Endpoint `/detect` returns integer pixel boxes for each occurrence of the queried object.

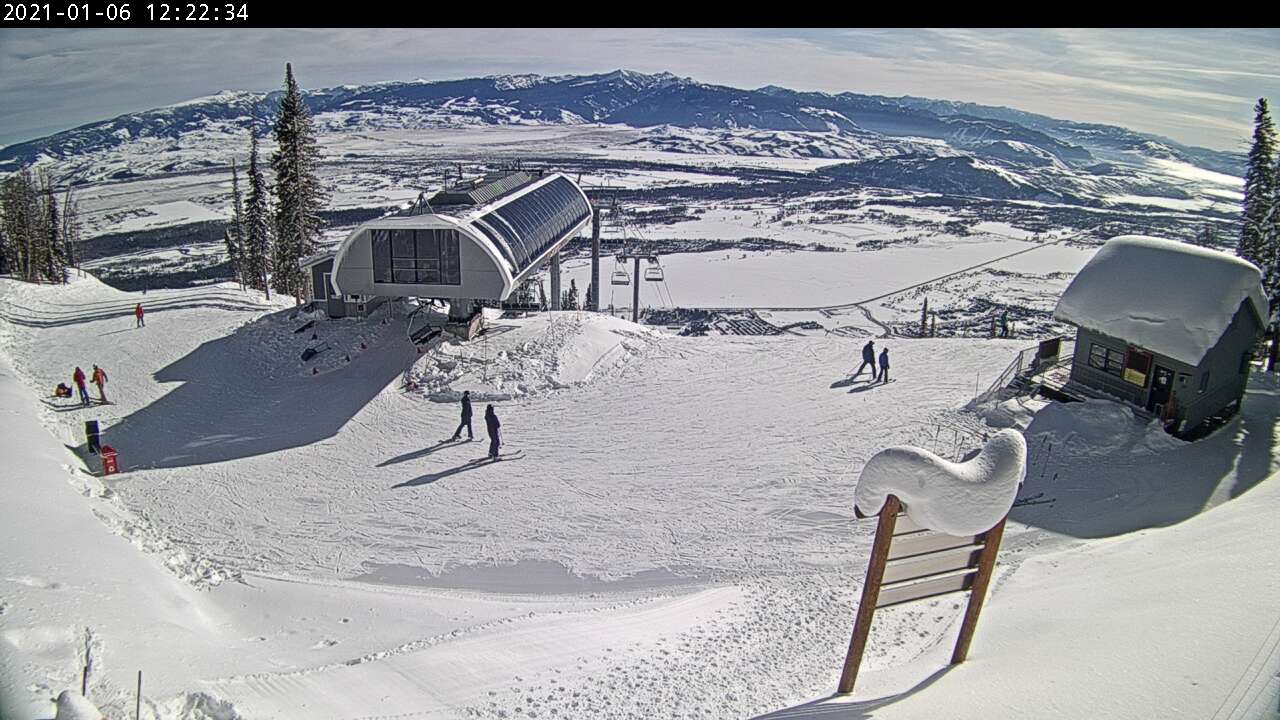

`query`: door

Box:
[323,272,345,317]
[1146,366,1174,413]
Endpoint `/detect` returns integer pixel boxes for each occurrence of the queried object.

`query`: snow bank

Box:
[1053,236,1267,366]
[413,313,662,401]
[1025,399,1184,456]
[854,429,1026,535]
[54,691,102,720]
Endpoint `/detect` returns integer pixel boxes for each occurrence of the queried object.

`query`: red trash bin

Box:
[101,445,119,476]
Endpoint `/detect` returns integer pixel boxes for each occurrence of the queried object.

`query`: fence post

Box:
[136,670,143,720]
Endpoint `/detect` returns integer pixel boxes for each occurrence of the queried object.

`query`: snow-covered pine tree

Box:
[271,63,327,302]
[920,297,929,336]
[244,132,272,300]
[1239,99,1276,273]
[585,281,594,311]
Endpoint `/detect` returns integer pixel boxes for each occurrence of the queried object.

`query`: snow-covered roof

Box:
[1053,236,1267,366]
[298,249,336,270]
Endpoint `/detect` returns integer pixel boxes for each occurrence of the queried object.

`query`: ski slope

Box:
[2,273,1278,720]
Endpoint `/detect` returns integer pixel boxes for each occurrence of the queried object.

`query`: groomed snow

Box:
[853,430,1026,535]
[1054,235,1268,366]
[3,268,1279,720]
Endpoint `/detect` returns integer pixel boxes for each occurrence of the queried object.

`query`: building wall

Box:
[1068,299,1264,431]
[333,227,507,300]
[1178,300,1264,430]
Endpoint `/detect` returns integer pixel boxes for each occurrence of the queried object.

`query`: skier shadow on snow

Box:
[1010,377,1279,540]
[392,458,496,488]
[830,376,870,389]
[377,439,469,467]
[80,307,420,470]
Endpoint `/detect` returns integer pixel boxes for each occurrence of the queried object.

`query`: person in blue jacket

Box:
[877,347,890,383]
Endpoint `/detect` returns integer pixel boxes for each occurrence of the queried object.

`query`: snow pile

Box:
[975,396,1048,430]
[54,691,102,720]
[412,313,662,401]
[1054,236,1267,366]
[854,429,1026,535]
[1025,399,1184,456]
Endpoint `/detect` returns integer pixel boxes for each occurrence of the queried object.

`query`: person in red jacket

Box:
[72,366,90,406]
[91,364,108,403]
[134,303,145,327]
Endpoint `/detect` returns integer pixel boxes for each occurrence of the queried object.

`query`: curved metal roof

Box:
[331,173,591,297]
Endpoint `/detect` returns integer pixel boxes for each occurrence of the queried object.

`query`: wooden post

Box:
[136,670,143,720]
[837,495,900,694]
[81,665,88,696]
[951,515,1008,664]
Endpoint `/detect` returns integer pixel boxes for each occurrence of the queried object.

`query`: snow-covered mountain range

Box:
[1,70,1243,192]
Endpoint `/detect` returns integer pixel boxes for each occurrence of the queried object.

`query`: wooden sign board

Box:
[836,495,1007,695]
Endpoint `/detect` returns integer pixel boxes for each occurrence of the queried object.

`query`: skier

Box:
[450,390,474,441]
[877,347,891,383]
[852,340,877,379]
[485,404,502,459]
[72,366,90,406]
[134,303,145,328]
[91,364,108,403]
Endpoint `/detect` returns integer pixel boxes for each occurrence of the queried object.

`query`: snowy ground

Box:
[2,271,1278,720]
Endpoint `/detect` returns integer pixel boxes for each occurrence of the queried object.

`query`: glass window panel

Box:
[416,258,439,270]
[417,269,441,284]
[416,230,440,258]
[372,229,392,283]
[392,257,415,268]
[391,230,415,258]
[392,268,417,283]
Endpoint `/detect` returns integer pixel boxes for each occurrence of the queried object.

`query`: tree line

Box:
[223,62,328,303]
[0,168,83,284]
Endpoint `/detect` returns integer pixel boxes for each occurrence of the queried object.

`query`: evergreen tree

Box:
[244,132,273,299]
[1,170,41,282]
[920,297,929,336]
[563,279,580,310]
[61,187,81,273]
[1239,98,1277,271]
[271,63,327,301]
[585,281,594,311]
[44,180,66,283]
[225,159,246,289]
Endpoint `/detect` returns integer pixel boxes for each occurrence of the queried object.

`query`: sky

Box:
[0,28,1277,151]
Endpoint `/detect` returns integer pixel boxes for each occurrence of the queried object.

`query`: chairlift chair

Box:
[643,259,664,282]
[611,255,631,285]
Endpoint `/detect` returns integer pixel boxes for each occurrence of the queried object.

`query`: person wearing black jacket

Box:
[853,340,877,379]
[485,405,501,459]
[450,391,473,441]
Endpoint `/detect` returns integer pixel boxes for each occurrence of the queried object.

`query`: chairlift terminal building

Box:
[327,171,591,312]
